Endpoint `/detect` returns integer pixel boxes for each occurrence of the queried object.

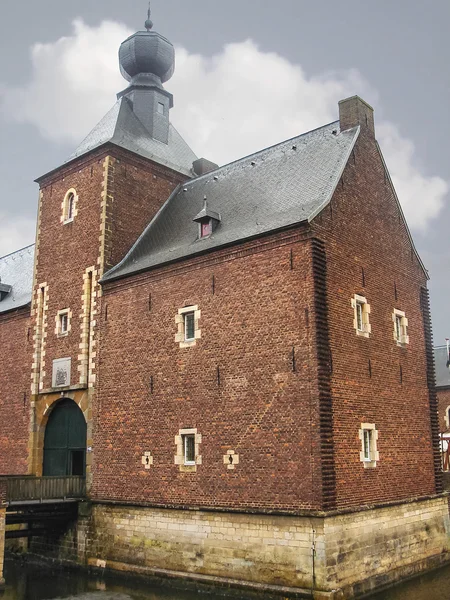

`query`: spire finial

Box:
[145,2,153,31]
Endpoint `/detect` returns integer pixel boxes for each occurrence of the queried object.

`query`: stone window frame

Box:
[61,188,79,225]
[359,423,379,469]
[351,294,371,338]
[174,428,202,473]
[55,308,72,337]
[175,305,201,348]
[392,308,409,346]
[445,406,450,429]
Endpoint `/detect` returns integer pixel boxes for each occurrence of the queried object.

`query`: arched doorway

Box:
[43,399,87,476]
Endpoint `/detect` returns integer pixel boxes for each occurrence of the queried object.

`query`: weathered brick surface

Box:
[94,231,325,510]
[437,388,450,433]
[311,120,437,508]
[0,308,31,474]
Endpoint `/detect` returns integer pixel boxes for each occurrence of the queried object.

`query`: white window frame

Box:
[175,428,202,472]
[175,305,201,348]
[157,101,165,115]
[359,423,379,468]
[184,311,195,342]
[351,294,371,338]
[61,188,78,224]
[392,309,409,345]
[55,308,71,337]
[183,434,196,465]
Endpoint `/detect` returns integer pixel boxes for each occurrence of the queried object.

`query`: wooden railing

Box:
[1,476,86,503]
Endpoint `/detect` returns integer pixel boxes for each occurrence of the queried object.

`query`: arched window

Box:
[62,189,78,224]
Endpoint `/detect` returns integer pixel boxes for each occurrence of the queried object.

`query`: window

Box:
[55,309,71,337]
[392,309,409,345]
[351,294,371,338]
[356,301,364,332]
[201,220,212,238]
[359,423,379,468]
[175,428,202,472]
[61,188,78,224]
[60,312,69,334]
[157,102,165,115]
[175,305,201,348]
[363,429,372,461]
[184,311,195,341]
[67,193,75,221]
[183,434,196,465]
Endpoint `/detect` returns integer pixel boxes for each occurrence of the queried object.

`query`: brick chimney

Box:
[339,96,375,137]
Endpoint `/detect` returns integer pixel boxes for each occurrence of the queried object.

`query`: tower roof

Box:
[63,9,196,175]
[66,96,197,176]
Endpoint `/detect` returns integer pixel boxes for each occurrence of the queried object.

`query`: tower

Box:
[28,13,197,481]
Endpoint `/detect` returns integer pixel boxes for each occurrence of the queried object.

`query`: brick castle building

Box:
[0,14,448,600]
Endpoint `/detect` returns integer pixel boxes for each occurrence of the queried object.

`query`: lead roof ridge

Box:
[0,243,35,262]
[186,120,343,187]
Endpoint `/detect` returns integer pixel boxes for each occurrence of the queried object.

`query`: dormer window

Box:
[201,220,212,238]
[193,198,221,240]
[0,281,12,302]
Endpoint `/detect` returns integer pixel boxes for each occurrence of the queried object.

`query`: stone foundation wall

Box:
[83,496,449,598]
[324,496,450,597]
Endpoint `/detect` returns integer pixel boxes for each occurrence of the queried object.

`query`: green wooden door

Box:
[43,399,87,476]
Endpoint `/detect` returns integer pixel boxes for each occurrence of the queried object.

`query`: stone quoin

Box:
[0,9,448,600]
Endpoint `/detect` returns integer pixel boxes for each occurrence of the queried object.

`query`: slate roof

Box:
[66,96,197,176]
[0,244,34,314]
[103,121,359,281]
[434,346,450,388]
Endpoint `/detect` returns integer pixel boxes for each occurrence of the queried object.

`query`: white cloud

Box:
[0,19,447,242]
[0,213,36,257]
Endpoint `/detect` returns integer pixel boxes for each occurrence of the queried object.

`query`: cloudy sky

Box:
[0,0,449,339]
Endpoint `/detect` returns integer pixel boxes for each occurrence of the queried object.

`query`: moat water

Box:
[2,558,450,600]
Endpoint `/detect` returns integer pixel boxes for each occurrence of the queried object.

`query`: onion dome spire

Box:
[117,4,175,144]
[145,2,153,31]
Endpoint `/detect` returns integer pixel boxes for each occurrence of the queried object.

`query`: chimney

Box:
[339,96,375,136]
[193,158,219,177]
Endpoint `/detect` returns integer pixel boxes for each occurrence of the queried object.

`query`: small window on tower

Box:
[157,102,165,115]
[67,193,75,221]
[61,189,78,224]
[56,309,70,337]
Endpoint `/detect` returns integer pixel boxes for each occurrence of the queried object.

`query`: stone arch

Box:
[32,390,90,476]
[43,398,87,476]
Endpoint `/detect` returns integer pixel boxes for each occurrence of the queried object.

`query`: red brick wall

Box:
[312,124,436,508]
[36,153,107,390]
[0,309,31,474]
[437,388,450,433]
[104,149,188,271]
[94,231,326,511]
[35,146,186,391]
